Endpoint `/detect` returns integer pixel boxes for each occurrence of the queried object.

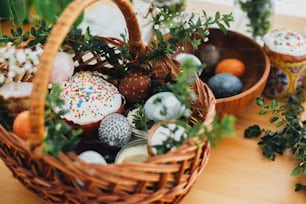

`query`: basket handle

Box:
[29,0,145,145]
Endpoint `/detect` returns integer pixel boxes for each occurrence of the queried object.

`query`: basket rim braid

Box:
[0,0,216,203]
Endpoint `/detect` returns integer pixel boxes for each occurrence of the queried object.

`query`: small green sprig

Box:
[146,10,234,62]
[153,115,236,155]
[0,20,52,46]
[43,84,82,157]
[168,58,202,108]
[132,104,155,131]
[238,0,273,38]
[244,85,306,191]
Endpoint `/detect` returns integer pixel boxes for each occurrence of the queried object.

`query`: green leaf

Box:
[270,116,279,123]
[256,97,265,106]
[34,0,58,24]
[215,11,220,20]
[244,125,262,138]
[291,166,301,176]
[303,166,306,175]
[276,120,285,127]
[8,0,27,26]
[270,99,279,109]
[259,108,268,115]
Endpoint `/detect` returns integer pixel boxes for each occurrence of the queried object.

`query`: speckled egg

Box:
[79,150,107,164]
[207,73,243,99]
[98,113,132,148]
[144,92,187,122]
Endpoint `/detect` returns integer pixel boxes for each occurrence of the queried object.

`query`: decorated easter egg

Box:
[98,113,132,148]
[79,150,107,164]
[119,72,152,103]
[208,73,243,99]
[144,92,187,122]
[148,123,187,155]
[50,52,75,83]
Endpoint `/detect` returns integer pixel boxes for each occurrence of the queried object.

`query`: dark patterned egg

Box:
[98,113,132,148]
[196,44,220,76]
[207,73,243,99]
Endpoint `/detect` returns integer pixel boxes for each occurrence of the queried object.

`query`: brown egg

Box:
[119,72,152,103]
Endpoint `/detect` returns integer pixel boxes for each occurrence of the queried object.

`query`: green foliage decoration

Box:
[244,86,306,191]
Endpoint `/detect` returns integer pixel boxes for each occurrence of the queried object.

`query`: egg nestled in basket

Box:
[118,71,152,103]
[98,113,132,148]
[144,91,189,122]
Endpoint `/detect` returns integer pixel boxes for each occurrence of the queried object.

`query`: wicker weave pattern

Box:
[0,0,215,203]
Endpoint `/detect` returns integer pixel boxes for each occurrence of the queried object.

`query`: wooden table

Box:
[0,1,306,203]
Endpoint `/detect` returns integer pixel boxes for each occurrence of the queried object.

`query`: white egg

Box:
[50,52,75,83]
[77,150,107,187]
[79,150,107,164]
[144,92,187,122]
[175,53,203,75]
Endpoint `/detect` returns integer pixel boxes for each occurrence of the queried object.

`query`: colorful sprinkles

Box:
[60,71,122,125]
[263,29,306,56]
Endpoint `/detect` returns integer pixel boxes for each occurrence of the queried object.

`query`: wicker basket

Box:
[0,0,216,203]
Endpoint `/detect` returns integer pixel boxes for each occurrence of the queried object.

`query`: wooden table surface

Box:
[0,1,306,203]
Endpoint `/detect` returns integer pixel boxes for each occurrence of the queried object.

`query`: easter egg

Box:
[50,52,75,83]
[175,53,203,75]
[98,113,132,148]
[215,58,246,78]
[148,123,187,155]
[119,72,152,103]
[196,44,220,75]
[144,92,188,122]
[79,150,107,164]
[13,110,30,140]
[208,73,243,99]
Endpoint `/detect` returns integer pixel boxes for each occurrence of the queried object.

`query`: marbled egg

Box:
[98,113,132,148]
[144,92,187,122]
[148,123,187,155]
[207,73,243,99]
[79,150,107,164]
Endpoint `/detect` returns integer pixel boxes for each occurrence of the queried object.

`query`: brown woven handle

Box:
[29,0,145,144]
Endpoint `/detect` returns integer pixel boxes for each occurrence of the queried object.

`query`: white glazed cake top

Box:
[263,29,306,56]
[60,71,122,125]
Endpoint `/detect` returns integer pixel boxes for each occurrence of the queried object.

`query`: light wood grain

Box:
[0,1,305,204]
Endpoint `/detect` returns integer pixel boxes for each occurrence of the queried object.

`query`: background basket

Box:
[0,0,216,203]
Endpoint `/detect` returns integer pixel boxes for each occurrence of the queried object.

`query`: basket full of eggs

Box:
[0,0,225,203]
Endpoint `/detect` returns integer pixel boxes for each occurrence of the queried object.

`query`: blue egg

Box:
[208,73,243,99]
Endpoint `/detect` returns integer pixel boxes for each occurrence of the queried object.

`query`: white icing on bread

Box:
[60,71,122,125]
[263,29,306,57]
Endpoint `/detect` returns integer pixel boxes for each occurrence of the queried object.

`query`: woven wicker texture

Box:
[0,0,215,203]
